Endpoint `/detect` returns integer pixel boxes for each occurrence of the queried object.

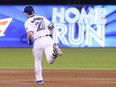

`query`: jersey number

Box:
[36,21,45,31]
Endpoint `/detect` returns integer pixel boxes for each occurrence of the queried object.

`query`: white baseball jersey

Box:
[24,15,52,39]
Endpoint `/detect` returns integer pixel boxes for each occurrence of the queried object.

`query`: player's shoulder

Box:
[34,15,46,19]
[24,18,32,27]
[24,19,30,25]
[24,16,35,25]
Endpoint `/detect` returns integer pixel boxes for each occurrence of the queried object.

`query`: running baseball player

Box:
[23,5,62,84]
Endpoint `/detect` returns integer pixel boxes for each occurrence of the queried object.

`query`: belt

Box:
[34,34,50,40]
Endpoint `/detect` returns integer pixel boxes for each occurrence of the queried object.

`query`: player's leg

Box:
[32,48,44,83]
[44,44,63,64]
[44,45,56,64]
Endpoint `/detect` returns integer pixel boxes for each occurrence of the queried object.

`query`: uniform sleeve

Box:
[43,17,54,30]
[24,22,33,33]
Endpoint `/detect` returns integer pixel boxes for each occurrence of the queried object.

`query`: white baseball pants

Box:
[32,36,55,81]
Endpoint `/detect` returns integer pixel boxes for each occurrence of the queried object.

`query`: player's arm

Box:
[25,22,33,45]
[27,31,33,45]
[27,31,33,40]
[48,23,54,37]
[50,29,53,35]
[43,17,54,37]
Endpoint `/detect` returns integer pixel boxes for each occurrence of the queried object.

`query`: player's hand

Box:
[28,39,33,46]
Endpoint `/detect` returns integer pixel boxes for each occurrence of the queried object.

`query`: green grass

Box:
[0,48,116,70]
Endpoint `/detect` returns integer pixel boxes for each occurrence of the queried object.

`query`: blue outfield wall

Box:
[0,5,116,48]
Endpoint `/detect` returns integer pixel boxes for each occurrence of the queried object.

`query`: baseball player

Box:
[23,5,62,84]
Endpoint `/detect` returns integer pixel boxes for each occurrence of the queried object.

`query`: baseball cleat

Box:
[52,51,58,59]
[53,44,63,56]
[35,80,44,85]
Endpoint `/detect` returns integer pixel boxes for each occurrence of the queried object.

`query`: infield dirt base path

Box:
[0,70,116,87]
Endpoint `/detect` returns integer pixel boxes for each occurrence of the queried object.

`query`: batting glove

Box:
[28,39,33,46]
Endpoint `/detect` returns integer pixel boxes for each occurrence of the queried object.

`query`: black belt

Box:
[35,34,50,40]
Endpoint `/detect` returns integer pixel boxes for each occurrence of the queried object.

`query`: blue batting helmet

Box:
[23,5,34,15]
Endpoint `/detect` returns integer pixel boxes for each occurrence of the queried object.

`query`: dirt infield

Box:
[0,70,116,87]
